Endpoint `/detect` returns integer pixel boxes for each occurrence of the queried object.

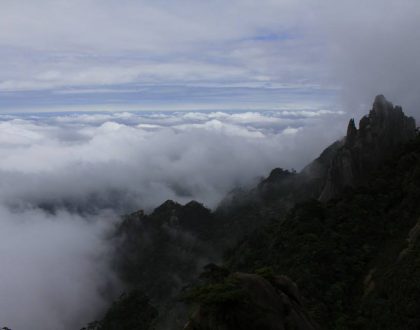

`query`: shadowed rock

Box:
[184,272,317,330]
[319,95,416,201]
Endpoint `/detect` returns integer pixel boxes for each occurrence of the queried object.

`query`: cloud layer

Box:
[0,110,345,211]
[0,207,118,330]
[0,109,345,329]
[0,0,324,94]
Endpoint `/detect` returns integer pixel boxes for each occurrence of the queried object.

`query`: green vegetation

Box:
[181,264,247,308]
[81,291,158,330]
[225,135,420,329]
[182,276,247,307]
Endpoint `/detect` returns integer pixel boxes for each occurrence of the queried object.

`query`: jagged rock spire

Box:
[373,94,389,112]
[346,118,358,146]
[319,95,416,201]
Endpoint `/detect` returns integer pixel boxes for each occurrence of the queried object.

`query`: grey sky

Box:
[0,0,417,116]
[1,1,419,117]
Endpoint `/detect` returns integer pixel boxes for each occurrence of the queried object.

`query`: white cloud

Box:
[0,0,302,52]
[0,0,328,102]
[0,206,119,330]
[0,110,345,212]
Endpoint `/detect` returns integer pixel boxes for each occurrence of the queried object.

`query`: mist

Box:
[0,206,119,330]
[318,0,420,119]
[0,109,344,329]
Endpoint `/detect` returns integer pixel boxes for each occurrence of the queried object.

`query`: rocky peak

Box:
[373,94,389,113]
[344,95,415,148]
[319,95,416,201]
[345,118,357,147]
[266,168,295,182]
[151,199,182,221]
[358,95,416,148]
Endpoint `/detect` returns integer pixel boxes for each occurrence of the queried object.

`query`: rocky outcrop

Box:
[214,96,417,246]
[184,272,317,330]
[221,96,416,209]
[319,95,416,201]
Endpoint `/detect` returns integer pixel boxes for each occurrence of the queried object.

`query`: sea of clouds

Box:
[0,109,345,329]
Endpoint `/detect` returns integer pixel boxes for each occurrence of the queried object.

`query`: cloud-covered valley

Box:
[0,109,345,212]
[0,109,344,329]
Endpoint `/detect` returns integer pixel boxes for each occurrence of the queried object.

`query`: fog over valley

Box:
[0,109,344,329]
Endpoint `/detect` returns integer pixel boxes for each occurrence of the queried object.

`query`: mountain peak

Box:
[346,118,357,146]
[319,95,416,201]
[373,94,390,112]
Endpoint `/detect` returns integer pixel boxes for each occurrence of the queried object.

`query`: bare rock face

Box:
[319,95,416,201]
[184,273,317,330]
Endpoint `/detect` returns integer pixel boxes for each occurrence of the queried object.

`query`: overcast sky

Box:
[0,0,419,116]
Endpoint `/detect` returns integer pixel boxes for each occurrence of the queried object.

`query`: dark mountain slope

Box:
[106,200,221,329]
[115,200,218,302]
[183,266,317,330]
[216,95,416,243]
[225,134,420,329]
[319,94,416,201]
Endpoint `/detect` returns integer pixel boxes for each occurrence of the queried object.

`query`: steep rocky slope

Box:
[225,133,420,329]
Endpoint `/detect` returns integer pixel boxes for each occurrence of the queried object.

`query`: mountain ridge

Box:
[88,95,419,329]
